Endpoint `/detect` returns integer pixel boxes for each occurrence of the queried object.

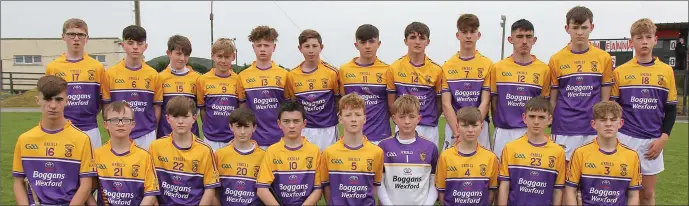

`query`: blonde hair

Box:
[212,38,236,55]
[63,18,88,34]
[456,106,481,124]
[630,18,657,37]
[338,93,365,115]
[391,94,420,115]
[593,101,623,120]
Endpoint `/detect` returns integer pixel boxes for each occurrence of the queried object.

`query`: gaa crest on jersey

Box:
[132,164,140,177]
[548,156,556,168]
[480,164,487,176]
[87,70,95,81]
[420,152,427,162]
[620,164,628,176]
[366,159,373,171]
[64,144,74,157]
[275,76,282,86]
[192,160,200,173]
[590,61,598,72]
[253,166,260,178]
[306,157,314,169]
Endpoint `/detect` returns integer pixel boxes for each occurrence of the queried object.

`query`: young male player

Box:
[238,25,289,149]
[13,75,97,205]
[549,6,614,162]
[286,29,340,150]
[564,101,641,205]
[215,107,265,205]
[611,18,678,205]
[102,25,162,150]
[441,14,493,150]
[94,101,159,205]
[198,38,243,151]
[377,95,439,205]
[149,96,220,205]
[497,96,566,205]
[489,19,551,158]
[158,35,201,138]
[389,22,444,147]
[46,18,105,148]
[320,93,384,206]
[436,107,499,206]
[256,101,323,205]
[338,24,394,145]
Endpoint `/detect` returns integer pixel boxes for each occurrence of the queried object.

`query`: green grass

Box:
[2,113,687,205]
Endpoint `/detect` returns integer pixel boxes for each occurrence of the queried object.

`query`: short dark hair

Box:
[37,75,67,100]
[167,35,192,56]
[524,96,552,115]
[355,24,379,41]
[457,14,480,32]
[456,107,482,125]
[104,101,134,120]
[248,25,279,42]
[278,100,306,120]
[166,96,197,117]
[229,107,257,127]
[566,6,593,25]
[511,19,535,33]
[122,25,147,42]
[299,29,322,45]
[404,21,430,39]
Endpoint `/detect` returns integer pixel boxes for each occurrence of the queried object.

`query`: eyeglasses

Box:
[105,118,134,125]
[64,32,88,39]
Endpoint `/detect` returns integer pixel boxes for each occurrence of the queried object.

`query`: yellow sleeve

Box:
[489,155,499,189]
[46,64,54,75]
[314,151,322,189]
[602,54,614,86]
[237,77,246,102]
[102,71,112,102]
[629,153,642,190]
[435,70,444,95]
[435,153,447,191]
[285,72,295,100]
[331,70,341,96]
[540,67,551,97]
[256,151,276,186]
[611,70,620,101]
[555,150,566,188]
[666,69,678,104]
[440,72,450,93]
[386,66,396,92]
[482,65,492,90]
[489,64,498,95]
[566,149,583,188]
[79,137,97,177]
[498,146,510,180]
[337,69,345,96]
[153,74,163,104]
[319,150,330,185]
[374,149,384,185]
[549,58,560,89]
[195,77,205,107]
[144,155,160,196]
[203,150,220,188]
[12,138,24,177]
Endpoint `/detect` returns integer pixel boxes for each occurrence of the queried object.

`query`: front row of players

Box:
[14,75,641,205]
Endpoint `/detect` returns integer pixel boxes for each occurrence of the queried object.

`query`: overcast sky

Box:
[2,1,687,67]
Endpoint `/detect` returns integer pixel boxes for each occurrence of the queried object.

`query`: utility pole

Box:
[500,15,507,60]
[134,0,141,26]
[210,1,215,68]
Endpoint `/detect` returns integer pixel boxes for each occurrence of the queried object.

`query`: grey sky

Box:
[2,1,687,68]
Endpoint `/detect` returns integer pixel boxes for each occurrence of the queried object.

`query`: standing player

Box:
[490,19,551,158]
[436,107,499,206]
[198,38,242,151]
[149,96,220,205]
[238,25,290,150]
[564,101,641,205]
[497,96,566,205]
[215,108,265,205]
[377,95,439,205]
[611,18,678,205]
[46,18,105,148]
[320,93,384,205]
[440,14,493,150]
[389,22,444,147]
[549,6,614,162]
[338,24,394,145]
[256,101,323,205]
[286,29,340,150]
[157,35,201,138]
[12,76,97,205]
[94,101,159,205]
[102,25,162,150]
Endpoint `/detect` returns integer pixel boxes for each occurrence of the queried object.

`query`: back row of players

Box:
[18,5,677,205]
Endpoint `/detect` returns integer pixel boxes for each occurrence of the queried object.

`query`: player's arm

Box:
[86,195,97,206]
[441,92,459,138]
[627,189,640,205]
[497,147,511,206]
[303,188,322,206]
[376,176,392,205]
[497,181,510,206]
[601,54,614,101]
[552,188,563,206]
[387,93,396,115]
[256,188,278,205]
[201,150,220,205]
[386,67,397,115]
[256,151,279,206]
[153,75,163,124]
[196,78,207,122]
[552,151,566,206]
[548,59,560,112]
[565,149,583,206]
[563,186,578,205]
[13,177,29,205]
[373,150,384,204]
[12,140,29,205]
[435,153,447,206]
[304,154,323,206]
[423,149,440,205]
[141,196,157,206]
[70,177,95,205]
[73,137,98,205]
[200,189,217,205]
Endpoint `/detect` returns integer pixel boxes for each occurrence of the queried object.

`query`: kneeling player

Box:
[565,101,641,205]
[320,93,384,206]
[94,101,159,205]
[436,107,499,206]
[149,96,220,205]
[497,96,566,205]
[215,108,266,205]
[377,95,439,205]
[256,101,323,205]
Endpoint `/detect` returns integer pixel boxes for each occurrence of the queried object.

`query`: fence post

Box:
[9,73,14,94]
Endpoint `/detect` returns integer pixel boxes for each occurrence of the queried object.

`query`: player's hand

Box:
[645,134,669,160]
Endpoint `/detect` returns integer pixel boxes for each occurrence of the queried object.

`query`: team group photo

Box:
[2,1,688,206]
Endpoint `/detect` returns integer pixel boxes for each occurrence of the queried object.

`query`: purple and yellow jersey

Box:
[549,44,614,136]
[45,53,105,131]
[12,121,97,205]
[440,51,493,121]
[286,61,340,129]
[256,137,322,205]
[102,60,163,139]
[94,141,160,206]
[338,58,394,141]
[489,56,551,129]
[215,140,265,206]
[237,61,290,146]
[435,144,499,206]
[319,137,384,206]
[611,57,678,139]
[389,55,444,127]
[377,133,439,204]
[499,135,566,205]
[149,134,220,205]
[566,139,642,206]
[157,67,201,138]
[197,69,243,143]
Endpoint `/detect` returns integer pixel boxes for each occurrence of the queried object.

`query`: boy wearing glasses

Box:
[46,18,106,148]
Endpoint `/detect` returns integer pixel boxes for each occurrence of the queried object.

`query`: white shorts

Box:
[552,134,597,161]
[492,127,528,160]
[133,130,156,151]
[617,132,664,175]
[83,128,102,148]
[204,138,230,152]
[442,121,490,151]
[394,125,440,147]
[303,126,339,151]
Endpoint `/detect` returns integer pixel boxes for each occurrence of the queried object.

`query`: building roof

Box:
[656,22,689,30]
[1,37,121,41]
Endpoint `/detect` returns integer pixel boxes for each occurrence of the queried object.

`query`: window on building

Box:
[89,55,106,64]
[13,55,42,65]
